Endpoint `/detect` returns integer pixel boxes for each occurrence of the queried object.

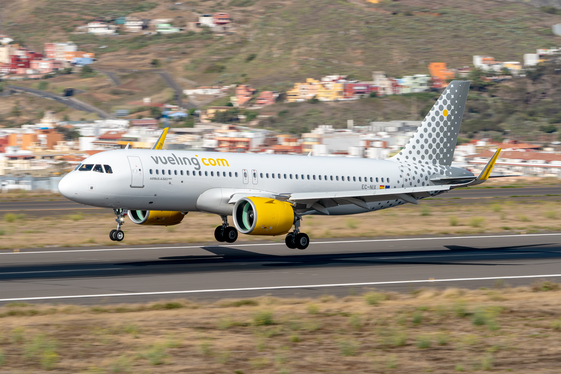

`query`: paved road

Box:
[0,187,558,218]
[8,85,114,119]
[92,68,121,86]
[0,233,559,305]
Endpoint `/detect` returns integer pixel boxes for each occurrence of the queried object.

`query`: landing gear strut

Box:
[214,215,238,243]
[285,216,309,250]
[109,208,127,241]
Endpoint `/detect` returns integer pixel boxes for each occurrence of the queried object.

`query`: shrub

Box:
[415,335,431,349]
[449,216,459,226]
[412,312,423,325]
[338,340,358,356]
[420,206,431,216]
[253,311,274,326]
[468,217,485,228]
[219,299,258,307]
[491,203,502,212]
[4,213,17,223]
[141,343,167,365]
[454,302,469,318]
[245,53,257,62]
[364,291,386,306]
[306,304,319,314]
[544,211,557,219]
[204,64,226,73]
[348,314,363,330]
[531,280,560,292]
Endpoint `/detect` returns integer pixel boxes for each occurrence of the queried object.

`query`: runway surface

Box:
[0,187,559,217]
[0,233,560,305]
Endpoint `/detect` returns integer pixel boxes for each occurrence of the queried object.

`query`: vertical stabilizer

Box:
[392,81,470,166]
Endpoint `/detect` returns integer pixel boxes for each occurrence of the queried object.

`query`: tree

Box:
[56,126,80,140]
[150,107,163,118]
[500,67,512,76]
[80,65,95,78]
[151,59,161,68]
[63,114,70,122]
[540,124,558,133]
[468,67,494,92]
[10,104,22,118]
[0,82,5,92]
[213,108,239,123]
[369,91,377,98]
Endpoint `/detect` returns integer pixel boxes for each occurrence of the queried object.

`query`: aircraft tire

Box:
[109,229,117,241]
[285,232,297,249]
[115,230,125,241]
[224,227,238,243]
[214,226,225,242]
[295,233,309,250]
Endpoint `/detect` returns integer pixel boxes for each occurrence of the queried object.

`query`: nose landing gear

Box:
[285,216,309,250]
[214,215,238,243]
[109,208,127,241]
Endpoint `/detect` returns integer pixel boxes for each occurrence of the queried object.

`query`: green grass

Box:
[253,311,275,326]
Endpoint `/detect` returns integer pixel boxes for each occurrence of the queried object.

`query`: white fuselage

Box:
[59,149,428,216]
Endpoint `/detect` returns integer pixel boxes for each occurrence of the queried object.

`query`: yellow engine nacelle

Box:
[233,197,295,236]
[128,210,186,226]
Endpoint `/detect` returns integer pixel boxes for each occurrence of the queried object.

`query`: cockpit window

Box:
[79,164,94,172]
[103,165,113,174]
[93,164,104,173]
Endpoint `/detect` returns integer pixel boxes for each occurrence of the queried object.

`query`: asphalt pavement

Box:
[0,233,559,305]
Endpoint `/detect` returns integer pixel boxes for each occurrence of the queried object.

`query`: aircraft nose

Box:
[58,173,75,199]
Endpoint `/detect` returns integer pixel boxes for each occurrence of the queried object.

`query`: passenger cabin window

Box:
[150,169,153,175]
[104,165,113,174]
[79,164,94,172]
[156,170,159,175]
[93,164,103,173]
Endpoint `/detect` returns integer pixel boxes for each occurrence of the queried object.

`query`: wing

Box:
[287,185,451,214]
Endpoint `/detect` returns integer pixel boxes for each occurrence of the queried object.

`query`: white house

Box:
[198,14,215,27]
[88,22,116,35]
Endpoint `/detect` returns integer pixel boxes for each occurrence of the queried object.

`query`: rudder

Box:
[392,81,470,166]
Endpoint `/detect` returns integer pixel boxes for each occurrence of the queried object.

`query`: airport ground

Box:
[0,178,560,372]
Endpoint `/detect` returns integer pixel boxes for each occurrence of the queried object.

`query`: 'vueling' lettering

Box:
[151,154,229,170]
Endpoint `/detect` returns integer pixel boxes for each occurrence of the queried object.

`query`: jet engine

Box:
[233,197,294,236]
[128,210,186,226]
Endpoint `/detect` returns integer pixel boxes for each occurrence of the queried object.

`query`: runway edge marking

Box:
[2,233,561,255]
[2,273,561,302]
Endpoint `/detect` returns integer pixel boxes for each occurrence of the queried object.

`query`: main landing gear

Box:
[214,215,238,243]
[109,208,127,242]
[285,216,309,250]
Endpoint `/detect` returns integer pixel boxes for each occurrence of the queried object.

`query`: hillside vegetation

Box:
[1,0,561,140]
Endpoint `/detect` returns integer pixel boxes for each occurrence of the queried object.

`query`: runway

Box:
[0,233,560,305]
[0,187,559,217]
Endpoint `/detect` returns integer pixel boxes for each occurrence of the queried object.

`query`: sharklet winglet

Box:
[152,127,169,150]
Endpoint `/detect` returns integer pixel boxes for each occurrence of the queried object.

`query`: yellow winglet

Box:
[477,148,502,181]
[152,127,169,150]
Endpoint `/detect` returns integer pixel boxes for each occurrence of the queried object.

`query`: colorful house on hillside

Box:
[428,62,454,89]
[254,91,278,107]
[373,71,400,95]
[286,78,320,102]
[232,85,256,107]
[213,13,231,25]
[343,83,377,99]
[398,74,430,94]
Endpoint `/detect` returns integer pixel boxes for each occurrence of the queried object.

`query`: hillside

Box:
[1,0,561,140]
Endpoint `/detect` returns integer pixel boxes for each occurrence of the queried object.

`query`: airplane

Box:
[58,81,502,250]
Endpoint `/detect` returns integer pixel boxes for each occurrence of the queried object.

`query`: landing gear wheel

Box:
[109,229,117,241]
[115,230,125,241]
[295,233,309,250]
[285,232,296,249]
[214,226,225,242]
[224,227,238,243]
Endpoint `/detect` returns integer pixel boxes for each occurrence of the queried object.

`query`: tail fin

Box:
[392,81,470,166]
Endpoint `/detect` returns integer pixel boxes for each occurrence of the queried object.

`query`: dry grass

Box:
[0,198,560,249]
[0,286,561,372]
